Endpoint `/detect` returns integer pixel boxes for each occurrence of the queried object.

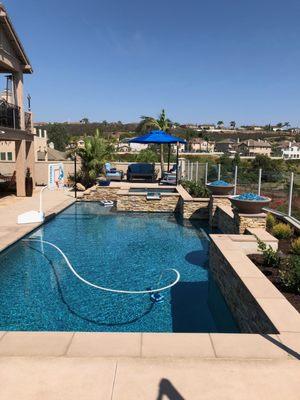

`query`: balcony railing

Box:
[0,99,21,129]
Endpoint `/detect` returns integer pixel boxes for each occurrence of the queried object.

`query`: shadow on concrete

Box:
[261,334,300,360]
[157,379,185,400]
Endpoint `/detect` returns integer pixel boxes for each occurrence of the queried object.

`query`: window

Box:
[0,152,6,161]
[7,152,12,161]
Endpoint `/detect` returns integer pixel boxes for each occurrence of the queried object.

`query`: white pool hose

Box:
[22,239,180,294]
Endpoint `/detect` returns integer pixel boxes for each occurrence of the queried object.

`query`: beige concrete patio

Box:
[0,187,75,252]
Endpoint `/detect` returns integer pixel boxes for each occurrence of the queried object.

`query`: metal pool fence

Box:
[182,160,300,223]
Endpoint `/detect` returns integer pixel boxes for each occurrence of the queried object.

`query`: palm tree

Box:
[217,121,224,128]
[77,129,115,186]
[137,109,172,176]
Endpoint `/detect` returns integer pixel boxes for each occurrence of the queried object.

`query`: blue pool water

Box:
[0,203,239,332]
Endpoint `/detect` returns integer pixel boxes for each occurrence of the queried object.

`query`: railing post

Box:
[196,162,199,183]
[218,164,221,181]
[205,163,208,185]
[288,172,294,217]
[258,168,262,196]
[191,162,193,181]
[234,165,238,195]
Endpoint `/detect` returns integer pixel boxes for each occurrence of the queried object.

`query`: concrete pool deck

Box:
[0,188,299,398]
[0,187,75,253]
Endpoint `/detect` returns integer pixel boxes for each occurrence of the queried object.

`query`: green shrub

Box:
[257,237,280,268]
[279,256,300,293]
[181,180,210,198]
[266,214,276,230]
[291,237,300,255]
[272,223,293,240]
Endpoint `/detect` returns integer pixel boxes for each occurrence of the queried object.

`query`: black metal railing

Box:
[0,99,21,129]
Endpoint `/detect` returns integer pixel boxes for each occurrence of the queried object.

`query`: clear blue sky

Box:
[6,0,300,126]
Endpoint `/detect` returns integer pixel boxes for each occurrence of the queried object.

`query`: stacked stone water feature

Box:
[207,181,271,234]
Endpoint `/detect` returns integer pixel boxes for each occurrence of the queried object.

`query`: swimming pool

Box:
[0,203,239,332]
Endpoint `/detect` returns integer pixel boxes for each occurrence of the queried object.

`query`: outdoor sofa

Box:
[127,163,156,182]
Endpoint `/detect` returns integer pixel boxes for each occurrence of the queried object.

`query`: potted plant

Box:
[229,192,271,214]
[206,180,234,195]
[25,168,33,197]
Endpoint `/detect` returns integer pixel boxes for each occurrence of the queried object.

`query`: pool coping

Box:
[0,199,299,360]
[0,197,76,254]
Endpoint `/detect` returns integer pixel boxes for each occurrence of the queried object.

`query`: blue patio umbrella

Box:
[129,130,186,184]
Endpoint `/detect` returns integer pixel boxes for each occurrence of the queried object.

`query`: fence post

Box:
[288,172,294,217]
[205,163,208,185]
[196,162,199,183]
[258,168,262,196]
[234,165,238,195]
[218,164,221,181]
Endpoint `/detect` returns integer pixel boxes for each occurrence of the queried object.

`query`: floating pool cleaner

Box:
[150,292,164,303]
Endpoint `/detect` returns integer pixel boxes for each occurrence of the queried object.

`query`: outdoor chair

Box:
[104,163,124,181]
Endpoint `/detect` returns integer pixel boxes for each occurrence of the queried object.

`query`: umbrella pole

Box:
[176,142,179,186]
[167,144,170,172]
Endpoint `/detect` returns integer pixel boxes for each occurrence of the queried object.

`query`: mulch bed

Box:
[248,253,300,313]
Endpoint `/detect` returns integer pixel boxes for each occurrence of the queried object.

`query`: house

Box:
[198,124,216,131]
[117,138,148,152]
[281,142,300,159]
[0,4,34,196]
[215,139,237,154]
[0,127,48,162]
[189,138,215,153]
[238,139,271,157]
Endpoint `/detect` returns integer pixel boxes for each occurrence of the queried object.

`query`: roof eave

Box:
[0,6,33,74]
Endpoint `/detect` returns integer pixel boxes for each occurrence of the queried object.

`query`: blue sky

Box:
[6,0,300,125]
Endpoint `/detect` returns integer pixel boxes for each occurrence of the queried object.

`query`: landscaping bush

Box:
[272,223,293,240]
[256,237,280,268]
[266,214,276,230]
[279,256,300,294]
[291,237,300,255]
[181,180,210,198]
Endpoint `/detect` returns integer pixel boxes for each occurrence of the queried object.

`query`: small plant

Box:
[279,256,300,293]
[181,180,210,198]
[266,213,276,230]
[272,223,293,240]
[256,237,280,268]
[291,237,300,255]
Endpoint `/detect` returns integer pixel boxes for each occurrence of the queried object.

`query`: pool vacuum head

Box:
[150,292,164,303]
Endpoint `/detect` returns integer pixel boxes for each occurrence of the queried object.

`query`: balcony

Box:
[0,99,20,129]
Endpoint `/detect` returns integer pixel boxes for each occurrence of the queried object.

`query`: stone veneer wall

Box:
[81,186,121,201]
[181,198,209,220]
[209,241,277,333]
[216,206,236,233]
[209,196,232,228]
[234,211,267,234]
[117,194,180,213]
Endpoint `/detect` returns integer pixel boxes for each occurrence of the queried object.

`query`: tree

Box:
[136,148,158,163]
[47,123,69,151]
[80,118,89,124]
[217,121,224,128]
[76,129,115,186]
[230,121,236,130]
[137,109,172,176]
